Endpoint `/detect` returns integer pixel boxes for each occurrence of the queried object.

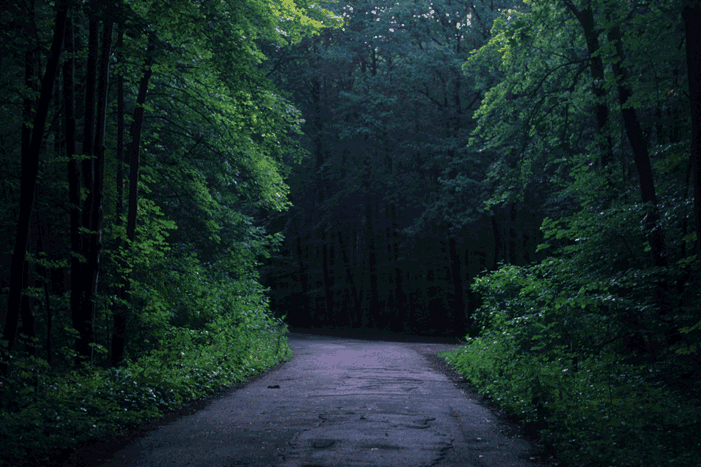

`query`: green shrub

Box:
[0,320,290,466]
[444,245,701,466]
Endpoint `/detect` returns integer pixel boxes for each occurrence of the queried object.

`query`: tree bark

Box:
[74,17,113,361]
[682,1,701,265]
[64,9,83,359]
[390,203,405,331]
[449,237,466,334]
[36,218,53,365]
[73,16,99,360]
[365,196,380,328]
[126,39,155,243]
[116,26,125,227]
[607,25,667,269]
[3,0,67,354]
[490,213,501,269]
[112,38,155,365]
[86,18,113,360]
[562,0,613,165]
[294,224,311,313]
[337,230,360,326]
[19,260,36,356]
[111,25,126,366]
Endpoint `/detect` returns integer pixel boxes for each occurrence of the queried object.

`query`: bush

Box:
[444,248,701,466]
[0,320,290,466]
[445,342,701,466]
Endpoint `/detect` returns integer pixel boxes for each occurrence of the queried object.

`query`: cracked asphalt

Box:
[70,332,542,466]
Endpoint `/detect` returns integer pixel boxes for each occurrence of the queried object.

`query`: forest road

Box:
[87,333,539,467]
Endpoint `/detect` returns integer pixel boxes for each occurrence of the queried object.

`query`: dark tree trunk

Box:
[682,2,701,265]
[126,40,155,243]
[36,219,53,365]
[385,204,395,323]
[73,16,99,360]
[19,260,36,356]
[75,18,112,361]
[319,204,333,325]
[111,26,126,366]
[607,22,677,353]
[4,0,67,354]
[113,38,154,366]
[295,225,310,311]
[22,49,34,175]
[390,203,405,331]
[607,25,667,269]
[81,19,113,362]
[508,204,517,264]
[449,237,466,334]
[365,196,380,327]
[64,10,82,357]
[490,214,501,269]
[337,230,360,326]
[116,26,125,226]
[562,0,613,165]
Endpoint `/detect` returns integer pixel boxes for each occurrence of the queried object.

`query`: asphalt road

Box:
[71,333,540,466]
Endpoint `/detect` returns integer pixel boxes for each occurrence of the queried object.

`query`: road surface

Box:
[68,333,540,466]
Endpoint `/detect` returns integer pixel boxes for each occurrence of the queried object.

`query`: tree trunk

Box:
[19,259,36,357]
[3,0,67,354]
[449,237,466,334]
[490,214,501,269]
[337,230,360,326]
[508,204,517,264]
[682,1,701,265]
[36,218,53,365]
[73,16,99,360]
[126,39,155,242]
[562,0,613,165]
[390,203,405,331]
[294,228,311,315]
[111,26,126,366]
[607,21,675,354]
[112,38,154,366]
[607,25,667,269]
[116,26,125,226]
[63,10,83,359]
[365,196,380,328]
[75,18,113,361]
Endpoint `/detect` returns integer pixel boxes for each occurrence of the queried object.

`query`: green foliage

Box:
[0,315,290,466]
[0,0,332,464]
[444,208,701,465]
[445,341,700,466]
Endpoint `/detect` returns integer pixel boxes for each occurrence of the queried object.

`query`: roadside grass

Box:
[441,342,701,467]
[0,324,291,466]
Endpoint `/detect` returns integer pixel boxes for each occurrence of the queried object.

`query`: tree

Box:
[683,0,701,265]
[264,0,515,334]
[4,0,67,355]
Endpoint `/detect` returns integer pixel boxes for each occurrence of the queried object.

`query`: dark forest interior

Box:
[1,0,700,465]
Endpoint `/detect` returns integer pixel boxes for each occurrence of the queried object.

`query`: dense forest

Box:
[0,0,338,464]
[1,0,700,465]
[261,0,701,464]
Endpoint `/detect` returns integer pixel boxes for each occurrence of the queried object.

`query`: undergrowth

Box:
[0,322,290,466]
[442,258,701,467]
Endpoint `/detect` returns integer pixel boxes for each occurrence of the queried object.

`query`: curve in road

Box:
[73,333,539,467]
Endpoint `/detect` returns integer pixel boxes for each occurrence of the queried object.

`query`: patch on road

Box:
[280,409,453,467]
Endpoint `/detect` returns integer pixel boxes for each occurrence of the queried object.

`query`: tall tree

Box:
[4,0,67,354]
[683,0,701,265]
